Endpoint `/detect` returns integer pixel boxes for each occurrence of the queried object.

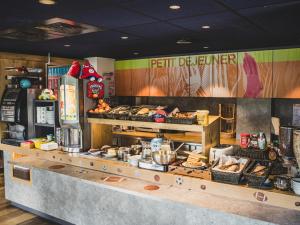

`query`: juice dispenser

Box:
[59,73,82,152]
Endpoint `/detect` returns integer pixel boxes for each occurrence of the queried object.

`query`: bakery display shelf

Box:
[88,116,219,133]
[112,131,238,145]
[112,131,202,143]
[1,143,300,212]
[88,116,220,157]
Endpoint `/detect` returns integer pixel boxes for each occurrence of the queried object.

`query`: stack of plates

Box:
[46,110,55,125]
[292,178,300,195]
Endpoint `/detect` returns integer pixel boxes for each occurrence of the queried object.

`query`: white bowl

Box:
[291,178,300,195]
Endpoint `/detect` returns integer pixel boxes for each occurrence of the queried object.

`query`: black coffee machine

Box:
[0,88,37,146]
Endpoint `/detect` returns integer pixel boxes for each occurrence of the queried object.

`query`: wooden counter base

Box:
[0,143,300,212]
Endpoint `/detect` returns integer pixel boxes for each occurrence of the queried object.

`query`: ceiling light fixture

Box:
[202,25,210,29]
[64,44,71,47]
[133,52,139,55]
[39,0,56,5]
[176,39,192,44]
[169,5,181,10]
[203,46,209,49]
[121,36,128,40]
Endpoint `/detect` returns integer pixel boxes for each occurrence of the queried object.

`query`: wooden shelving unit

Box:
[88,116,220,157]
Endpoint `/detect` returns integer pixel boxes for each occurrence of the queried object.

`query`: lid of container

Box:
[196,110,209,113]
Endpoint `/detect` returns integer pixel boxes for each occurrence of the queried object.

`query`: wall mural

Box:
[115,48,300,98]
[273,48,300,98]
[237,50,273,98]
[189,53,238,97]
[149,57,189,96]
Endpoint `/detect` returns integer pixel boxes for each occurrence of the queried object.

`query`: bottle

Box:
[258,132,267,150]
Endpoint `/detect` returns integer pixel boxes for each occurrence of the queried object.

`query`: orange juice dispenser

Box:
[59,73,82,152]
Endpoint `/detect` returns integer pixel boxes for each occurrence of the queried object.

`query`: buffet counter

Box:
[1,144,300,225]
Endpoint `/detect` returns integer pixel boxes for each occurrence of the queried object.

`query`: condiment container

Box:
[249,134,259,148]
[258,132,267,150]
[274,175,290,191]
[279,126,294,157]
[196,110,209,126]
[118,147,131,160]
[240,133,250,149]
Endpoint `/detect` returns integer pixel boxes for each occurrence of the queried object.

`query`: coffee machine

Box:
[0,88,37,146]
[58,73,83,152]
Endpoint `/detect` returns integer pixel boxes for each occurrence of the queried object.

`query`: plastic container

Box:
[196,110,209,125]
[240,133,250,149]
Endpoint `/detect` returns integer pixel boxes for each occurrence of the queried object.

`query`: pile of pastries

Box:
[250,163,267,176]
[214,156,247,173]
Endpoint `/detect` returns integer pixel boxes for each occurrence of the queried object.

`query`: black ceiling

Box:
[0,0,300,59]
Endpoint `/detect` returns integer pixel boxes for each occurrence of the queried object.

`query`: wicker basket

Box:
[105,105,130,120]
[243,160,273,188]
[212,157,250,185]
[165,117,197,125]
[87,112,106,118]
[270,161,287,175]
[236,148,269,160]
[130,114,153,122]
[105,113,129,120]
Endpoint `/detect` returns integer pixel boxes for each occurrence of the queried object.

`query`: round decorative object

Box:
[200,185,206,190]
[105,176,122,182]
[176,177,183,185]
[268,149,277,161]
[20,79,31,89]
[154,175,160,182]
[144,185,160,191]
[253,192,268,202]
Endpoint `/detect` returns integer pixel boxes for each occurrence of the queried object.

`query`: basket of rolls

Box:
[212,155,250,185]
[243,160,273,188]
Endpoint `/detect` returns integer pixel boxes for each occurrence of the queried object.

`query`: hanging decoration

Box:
[67,60,105,99]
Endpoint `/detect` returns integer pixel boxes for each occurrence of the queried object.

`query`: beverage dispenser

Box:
[59,73,82,152]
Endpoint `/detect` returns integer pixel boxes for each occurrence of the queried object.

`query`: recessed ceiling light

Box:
[202,25,210,29]
[121,36,128,40]
[133,52,139,55]
[64,44,71,47]
[203,46,209,49]
[39,0,56,5]
[176,39,192,44]
[169,5,181,10]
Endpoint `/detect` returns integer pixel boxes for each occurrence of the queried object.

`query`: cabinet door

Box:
[115,60,132,96]
[273,48,300,98]
[131,59,150,96]
[237,50,273,98]
[149,57,170,96]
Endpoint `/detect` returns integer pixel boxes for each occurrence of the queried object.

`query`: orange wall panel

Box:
[131,68,150,96]
[115,69,132,96]
[149,67,168,96]
[168,66,190,97]
[272,48,300,98]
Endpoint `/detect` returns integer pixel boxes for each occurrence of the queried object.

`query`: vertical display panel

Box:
[273,48,300,98]
[237,50,273,98]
